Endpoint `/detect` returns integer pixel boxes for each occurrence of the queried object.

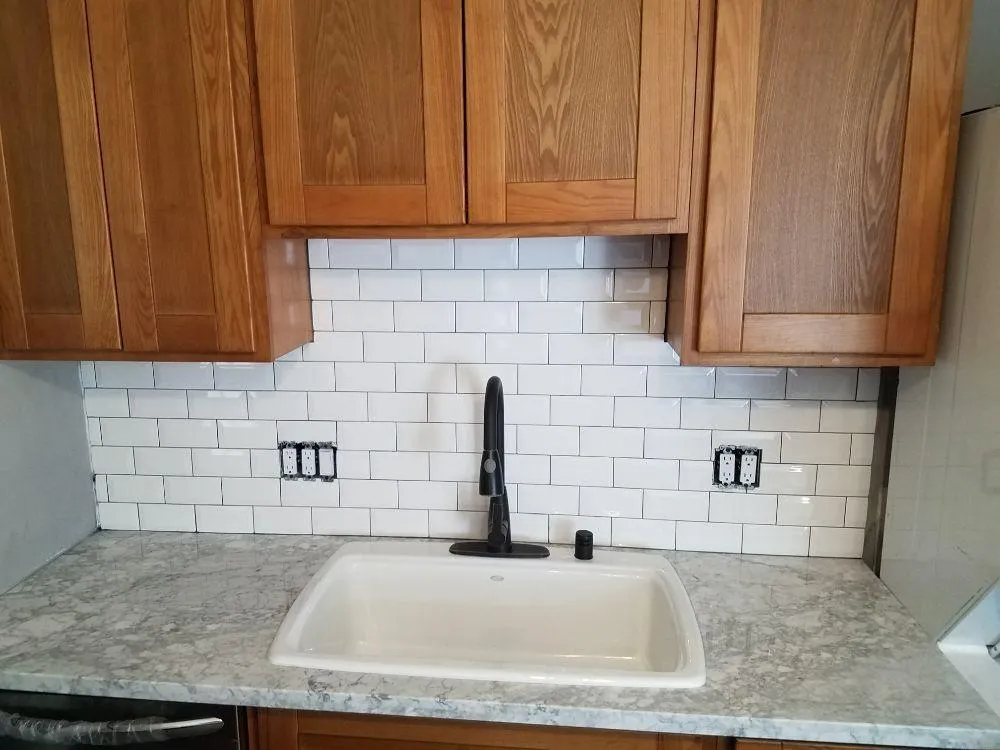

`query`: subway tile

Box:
[678,460,714,491]
[518,485,579,515]
[505,453,551,484]
[428,393,483,423]
[218,420,276,449]
[519,302,583,333]
[188,391,248,420]
[359,270,421,300]
[328,239,390,268]
[108,475,164,503]
[583,236,651,268]
[757,463,817,495]
[681,398,749,430]
[580,426,644,457]
[100,418,158,447]
[213,363,274,391]
[368,393,427,422]
[340,479,398,508]
[613,458,679,490]
[313,507,371,536]
[391,239,454,269]
[302,331,364,362]
[550,396,614,426]
[549,334,614,364]
[422,270,484,301]
[518,365,581,395]
[456,422,512,453]
[845,496,868,527]
[454,238,517,269]
[518,236,584,268]
[425,333,486,363]
[363,332,424,362]
[153,363,214,390]
[335,362,395,392]
[307,392,367,421]
[820,401,878,433]
[781,432,851,464]
[614,397,680,428]
[429,510,486,539]
[139,504,195,532]
[307,238,329,268]
[510,513,550,543]
[336,450,371,479]
[248,391,308,420]
[713,430,781,462]
[276,421,337,442]
[310,268,360,300]
[647,366,716,397]
[850,433,875,465]
[582,366,647,396]
[614,268,668,301]
[192,449,250,478]
[398,480,458,510]
[253,506,312,534]
[750,400,820,432]
[85,389,129,417]
[91,446,135,475]
[196,505,254,534]
[816,465,871,496]
[709,492,777,524]
[96,362,153,388]
[277,348,302,362]
[504,394,550,424]
[371,451,430,480]
[312,301,333,331]
[856,368,881,401]
[221,477,281,506]
[715,368,786,399]
[457,482,487,511]
[579,487,643,517]
[742,525,810,556]
[485,269,548,301]
[549,515,611,546]
[456,302,518,332]
[134,447,192,476]
[455,363,518,393]
[429,452,480,482]
[394,301,455,332]
[486,333,548,363]
[371,509,429,537]
[87,418,102,445]
[331,301,394,331]
[551,456,612,486]
[548,269,614,301]
[777,495,846,527]
[79,362,97,388]
[275,362,336,391]
[612,518,675,549]
[517,425,579,455]
[338,422,397,451]
[251,449,280,478]
[786,368,858,400]
[809,527,864,557]
[98,503,139,531]
[164,476,222,505]
[583,302,650,333]
[280,479,338,507]
[95,475,109,501]
[644,429,711,460]
[649,302,667,335]
[676,521,742,553]
[396,363,457,393]
[643,490,709,521]
[613,334,677,365]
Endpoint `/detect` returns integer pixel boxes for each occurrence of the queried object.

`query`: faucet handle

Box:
[479,449,504,496]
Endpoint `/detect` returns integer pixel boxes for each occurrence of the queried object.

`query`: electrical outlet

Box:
[714,447,738,487]
[300,444,318,478]
[278,440,336,480]
[739,448,762,489]
[714,445,762,489]
[279,443,298,478]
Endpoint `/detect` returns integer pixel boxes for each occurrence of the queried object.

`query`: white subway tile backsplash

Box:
[550,396,614,426]
[486,333,548,364]
[612,518,675,549]
[307,392,367,421]
[781,432,851,465]
[676,521,742,553]
[98,503,140,530]
[336,362,395,392]
[80,362,97,388]
[85,389,128,417]
[786,368,858,400]
[332,301,394,331]
[742,524,810,556]
[312,302,334,331]
[277,420,336,443]
[311,269,360,300]
[715,368,786,399]
[275,362,336,391]
[96,362,153,389]
[425,333,486,363]
[196,505,254,533]
[613,335,677,366]
[510,512,549,542]
[519,302,583,333]
[856,368,881,401]
[502,394,549,425]
[820,401,878,433]
[845,496,868,527]
[777,495,846,527]
[153,363,214,390]
[213,363,274,391]
[550,456,612,486]
[223,477,281,506]
[428,394,483,424]
[518,236,584,268]
[371,509,428,537]
[582,366,647,396]
[328,239,390,269]
[485,270,549,301]
[518,365,581,395]
[139,504,195,532]
[809,527,864,557]
[308,239,329,268]
[218,420,277,449]
[454,239,517,269]
[517,426,579,455]
[647,366,715,397]
[363,332,424,362]
[339,422,397,451]
[757,463,817,495]
[429,509,486,539]
[134,447,192,476]
[128,391,186,422]
[579,487,642,517]
[398,481,457,510]
[549,514,611,545]
[550,334,614,364]
[87,418,102,446]
[249,391,308,421]
[340,479,398,508]
[709,492,777,524]
[712,431,781,462]
[280,479,338,507]
[336,450,371,479]
[188,391,247,420]
[455,364,518,393]
[192,449,250,478]
[750,400,820,432]
[164,476,222,505]
[302,332,364,361]
[506,454,551,484]
[429,452,479,482]
[850,433,875,465]
[583,236,651,268]
[391,239,454,269]
[250,449,280,478]
[644,429,711,460]
[394,302,455,332]
[371,451,429,480]
[614,397,680,428]
[423,270,484,301]
[643,490,709,521]
[101,418,158,447]
[91,447,135,475]
[359,270,421,300]
[108,475,164,503]
[816,465,871,496]
[313,507,371,535]
[456,302,517,332]
[548,269,613,301]
[614,268,668,301]
[678,460,714,491]
[681,398,749,430]
[583,302,650,334]
[396,363,457,393]
[368,393,427,422]
[518,484,579,515]
[253,506,312,534]
[614,458,678,490]
[580,427,644,458]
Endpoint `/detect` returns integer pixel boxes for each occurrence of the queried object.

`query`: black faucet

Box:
[449,377,549,559]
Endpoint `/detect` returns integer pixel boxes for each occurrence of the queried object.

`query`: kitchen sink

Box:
[269,541,706,688]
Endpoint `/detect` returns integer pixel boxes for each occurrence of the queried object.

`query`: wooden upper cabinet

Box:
[254,0,465,227]
[687,0,970,364]
[0,0,120,352]
[465,0,699,228]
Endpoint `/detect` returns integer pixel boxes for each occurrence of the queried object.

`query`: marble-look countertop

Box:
[0,532,996,749]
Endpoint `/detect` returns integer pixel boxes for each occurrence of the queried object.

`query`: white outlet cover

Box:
[319,447,336,478]
[281,447,298,477]
[718,452,736,484]
[739,452,759,486]
[301,447,318,477]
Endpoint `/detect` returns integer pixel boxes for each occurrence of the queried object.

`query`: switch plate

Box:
[317,443,337,481]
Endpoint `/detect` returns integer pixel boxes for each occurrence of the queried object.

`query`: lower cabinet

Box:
[250,710,729,750]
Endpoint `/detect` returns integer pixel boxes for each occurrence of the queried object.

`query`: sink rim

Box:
[269,540,706,689]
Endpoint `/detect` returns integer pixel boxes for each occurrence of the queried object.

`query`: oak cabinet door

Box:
[0,0,120,352]
[696,0,969,361]
[465,0,698,227]
[254,0,465,227]
[88,0,258,355]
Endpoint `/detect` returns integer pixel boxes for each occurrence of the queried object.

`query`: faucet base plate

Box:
[449,541,550,559]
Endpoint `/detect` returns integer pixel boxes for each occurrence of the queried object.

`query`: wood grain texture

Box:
[743,0,914,316]
[269,218,678,240]
[264,237,312,358]
[48,0,120,350]
[505,0,641,183]
[293,0,424,187]
[697,0,761,352]
[885,0,971,355]
[635,0,697,221]
[155,314,218,353]
[742,314,887,354]
[303,186,428,226]
[0,127,27,349]
[253,0,306,223]
[420,0,465,225]
[88,0,158,351]
[466,0,507,223]
[507,179,636,222]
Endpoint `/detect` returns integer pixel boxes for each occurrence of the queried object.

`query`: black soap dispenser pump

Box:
[575,529,594,560]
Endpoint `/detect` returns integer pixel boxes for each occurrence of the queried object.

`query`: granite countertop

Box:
[0,532,996,749]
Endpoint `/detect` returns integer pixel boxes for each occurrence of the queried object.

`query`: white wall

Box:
[963,0,1000,113]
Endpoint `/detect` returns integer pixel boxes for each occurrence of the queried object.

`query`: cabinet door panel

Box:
[89,0,255,354]
[255,0,464,226]
[0,0,119,351]
[466,0,698,226]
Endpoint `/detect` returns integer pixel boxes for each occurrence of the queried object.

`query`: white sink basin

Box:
[269,541,706,688]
